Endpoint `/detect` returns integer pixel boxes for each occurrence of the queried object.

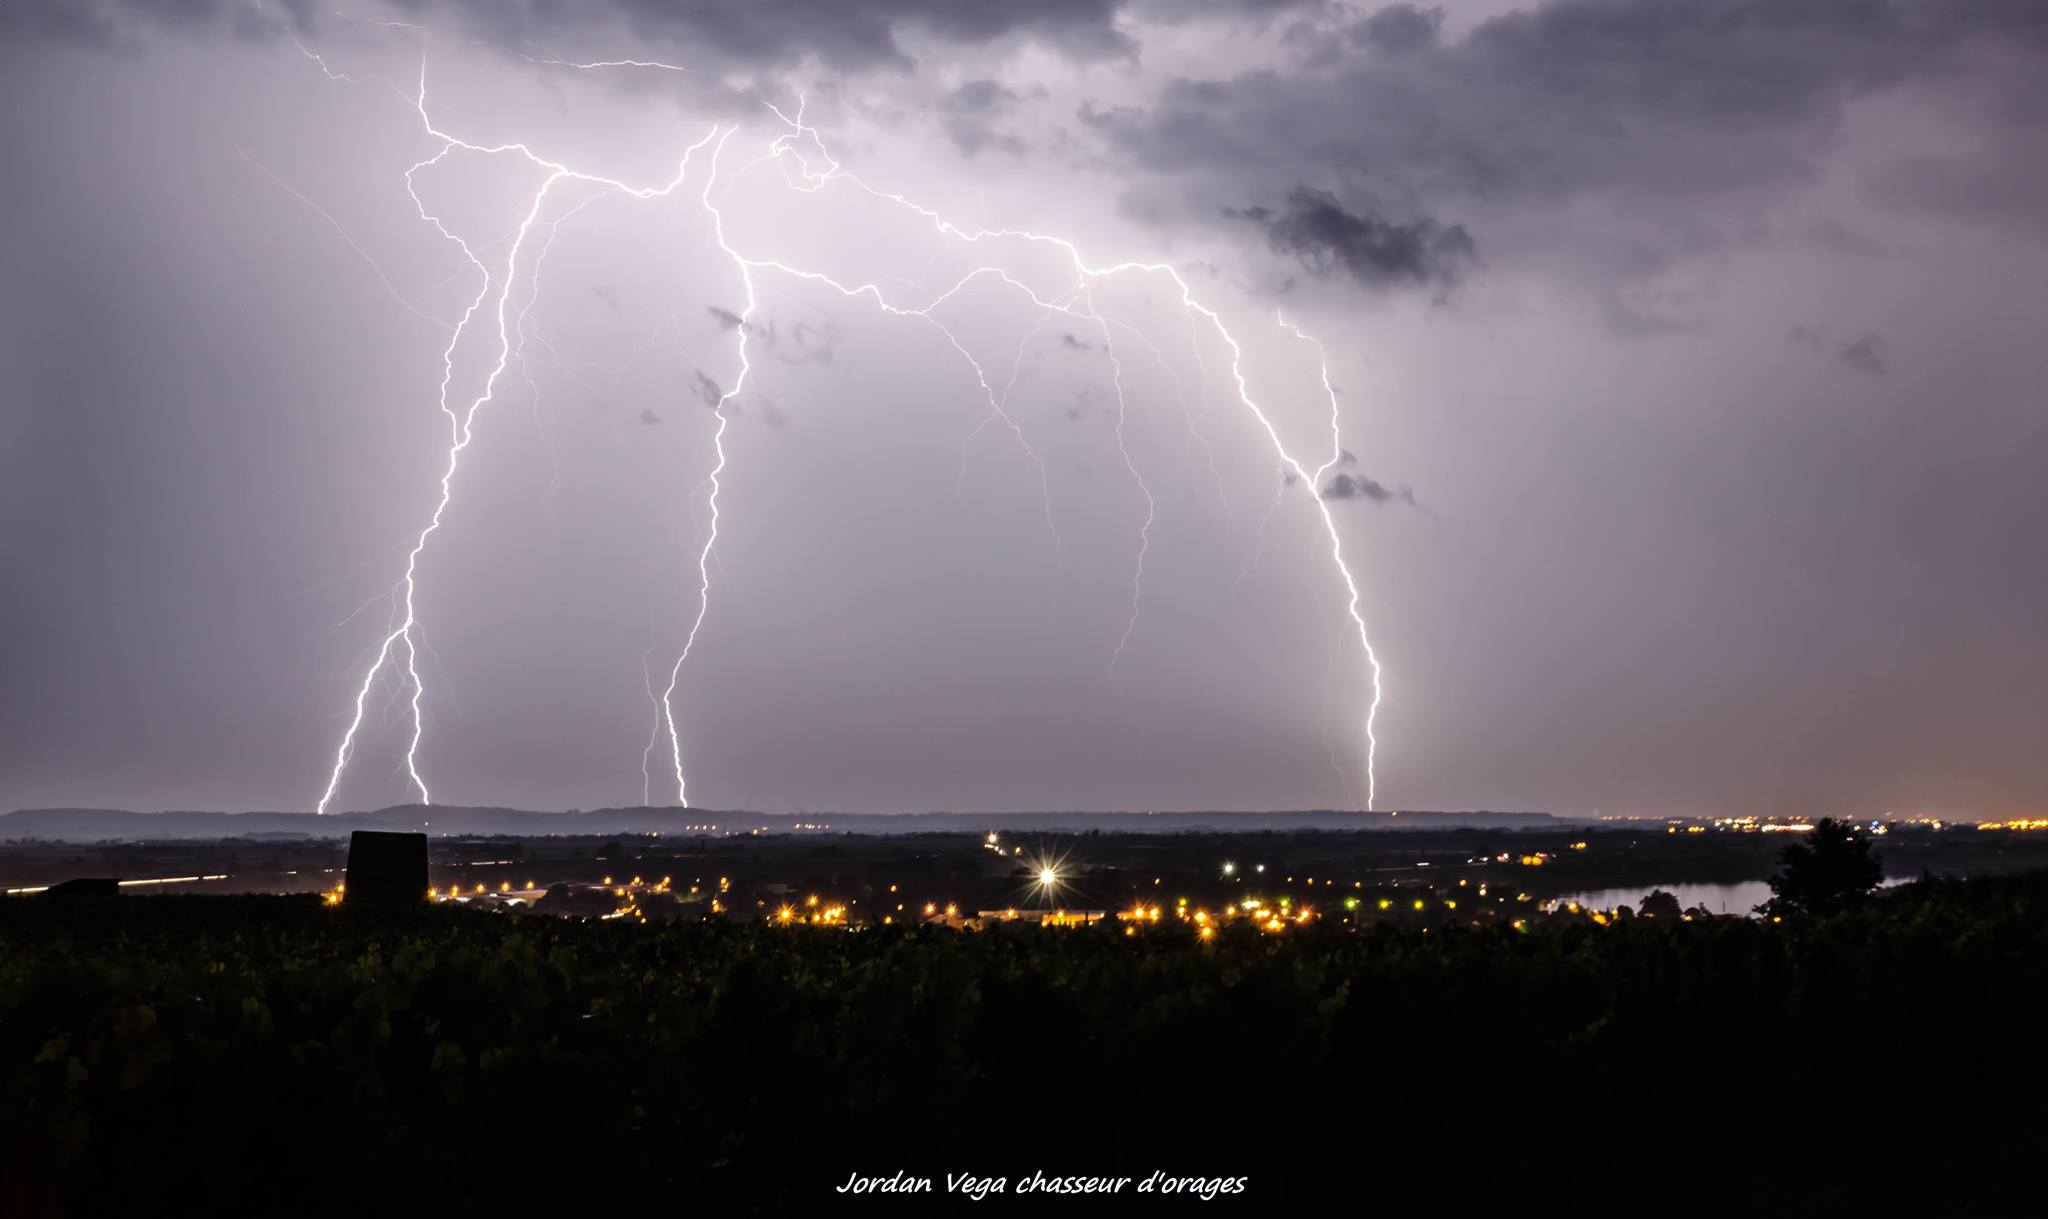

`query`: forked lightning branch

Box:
[299,32,1386,816]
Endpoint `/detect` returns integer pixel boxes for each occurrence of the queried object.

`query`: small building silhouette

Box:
[344,831,428,907]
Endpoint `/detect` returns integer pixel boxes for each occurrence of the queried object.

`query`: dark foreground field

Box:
[3,876,2043,1216]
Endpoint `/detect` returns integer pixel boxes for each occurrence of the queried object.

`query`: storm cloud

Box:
[1320,471,1414,506]
[938,79,1038,157]
[1,0,1142,68]
[1227,187,1474,289]
[692,371,725,406]
[1791,324,1889,376]
[1090,0,2048,309]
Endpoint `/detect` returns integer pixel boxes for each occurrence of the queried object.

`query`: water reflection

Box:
[1548,876,1907,917]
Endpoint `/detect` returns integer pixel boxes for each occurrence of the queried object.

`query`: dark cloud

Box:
[1281,451,1416,507]
[1790,324,1889,376]
[1092,0,2048,302]
[1864,135,2048,241]
[0,0,280,48]
[1835,333,1888,377]
[6,0,1141,69]
[709,307,834,364]
[692,370,725,406]
[944,79,1022,112]
[713,310,836,364]
[938,79,1041,156]
[1319,471,1414,506]
[1227,186,1474,289]
[0,0,120,44]
[1795,216,1888,260]
[1354,3,1441,54]
[639,408,662,424]
[783,320,835,365]
[1058,332,1093,350]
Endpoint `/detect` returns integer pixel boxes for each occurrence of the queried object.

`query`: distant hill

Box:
[0,805,1569,843]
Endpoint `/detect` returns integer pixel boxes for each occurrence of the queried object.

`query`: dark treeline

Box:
[2,875,2043,1216]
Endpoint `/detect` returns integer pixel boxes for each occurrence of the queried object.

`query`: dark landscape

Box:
[3,816,2046,1213]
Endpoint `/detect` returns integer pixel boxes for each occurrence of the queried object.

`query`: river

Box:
[1548,876,1909,916]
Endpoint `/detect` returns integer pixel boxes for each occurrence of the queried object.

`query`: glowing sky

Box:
[2,1,2044,817]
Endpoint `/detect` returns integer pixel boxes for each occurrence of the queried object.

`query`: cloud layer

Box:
[1089,0,2048,311]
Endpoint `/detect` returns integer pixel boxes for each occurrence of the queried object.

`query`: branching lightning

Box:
[962,299,1068,605]
[293,33,1387,814]
[654,127,750,811]
[312,43,717,813]
[517,52,692,73]
[1278,310,1351,489]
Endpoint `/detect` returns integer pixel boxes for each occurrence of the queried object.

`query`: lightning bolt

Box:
[653,127,751,812]
[509,184,620,519]
[1110,309,1231,519]
[293,38,1386,814]
[958,296,1075,611]
[312,43,717,812]
[721,105,1386,803]
[517,52,692,73]
[1277,309,1382,811]
[317,163,561,812]
[1094,295,1156,681]
[1277,310,1351,488]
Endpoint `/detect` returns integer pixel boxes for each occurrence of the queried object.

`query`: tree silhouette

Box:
[1760,818,1883,917]
[1639,890,1683,919]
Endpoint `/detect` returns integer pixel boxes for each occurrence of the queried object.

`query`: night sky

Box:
[2,1,2043,817]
